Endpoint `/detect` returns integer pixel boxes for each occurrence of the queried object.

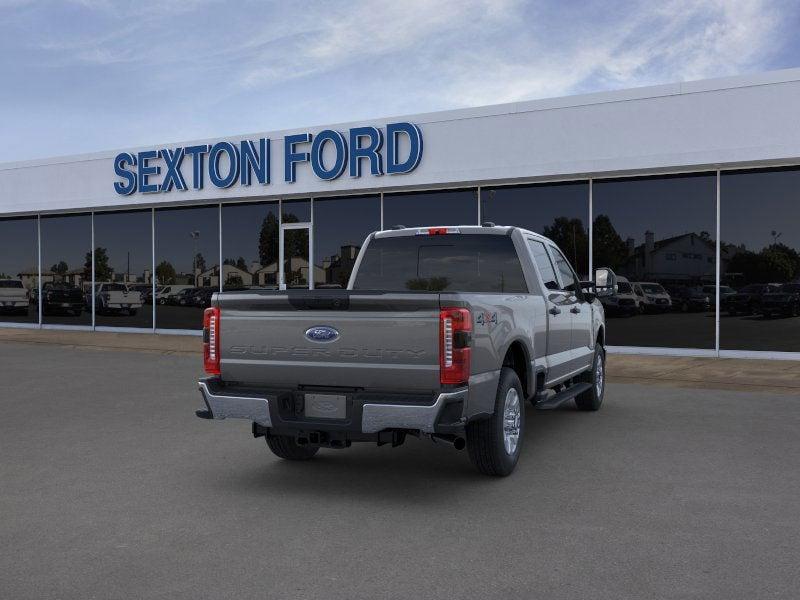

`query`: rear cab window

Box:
[352,234,528,293]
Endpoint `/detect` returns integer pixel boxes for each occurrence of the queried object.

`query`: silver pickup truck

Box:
[196,225,616,476]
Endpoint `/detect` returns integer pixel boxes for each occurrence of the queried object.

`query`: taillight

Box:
[440,307,471,385]
[203,307,220,375]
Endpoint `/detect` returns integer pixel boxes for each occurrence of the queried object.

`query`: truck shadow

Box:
[216,403,590,504]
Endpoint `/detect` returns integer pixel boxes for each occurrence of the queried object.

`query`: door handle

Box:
[570,306,581,314]
[549,306,561,315]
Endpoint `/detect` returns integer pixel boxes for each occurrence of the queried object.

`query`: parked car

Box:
[600,275,639,316]
[725,283,781,316]
[190,287,216,308]
[90,283,143,315]
[668,286,711,312]
[0,279,30,315]
[633,282,672,313]
[40,282,84,315]
[702,284,736,305]
[156,285,194,305]
[170,287,199,306]
[758,283,800,318]
[196,225,616,477]
[127,284,155,305]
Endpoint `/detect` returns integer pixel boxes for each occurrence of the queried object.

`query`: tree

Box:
[156,261,177,285]
[84,247,113,282]
[542,217,589,277]
[258,213,279,267]
[592,215,629,272]
[236,256,248,271]
[194,253,206,273]
[50,261,68,275]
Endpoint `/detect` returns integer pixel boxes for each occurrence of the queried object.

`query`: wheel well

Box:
[502,341,529,397]
[596,325,605,348]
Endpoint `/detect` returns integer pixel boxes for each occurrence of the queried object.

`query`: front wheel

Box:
[575,344,605,411]
[466,367,525,477]
[265,435,319,461]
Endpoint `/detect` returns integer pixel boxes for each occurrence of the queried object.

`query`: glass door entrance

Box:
[279,223,312,290]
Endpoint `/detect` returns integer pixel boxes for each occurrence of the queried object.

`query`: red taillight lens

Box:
[440,307,471,385]
[203,307,220,375]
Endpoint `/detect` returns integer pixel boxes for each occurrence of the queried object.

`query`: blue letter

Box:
[311,130,347,181]
[137,150,160,193]
[208,142,240,188]
[349,127,383,177]
[240,139,270,186]
[184,145,210,190]
[159,147,187,192]
[113,152,137,195]
[386,122,423,175]
[284,133,311,183]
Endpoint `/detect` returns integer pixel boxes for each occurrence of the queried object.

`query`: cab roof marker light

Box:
[417,227,461,236]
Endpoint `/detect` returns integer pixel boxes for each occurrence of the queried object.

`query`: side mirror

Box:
[594,267,617,297]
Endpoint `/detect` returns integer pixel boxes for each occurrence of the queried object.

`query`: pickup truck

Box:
[195,225,615,476]
[90,283,143,315]
[0,279,30,315]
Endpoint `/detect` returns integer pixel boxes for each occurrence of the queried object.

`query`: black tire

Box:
[575,344,605,411]
[265,435,319,461]
[466,367,525,477]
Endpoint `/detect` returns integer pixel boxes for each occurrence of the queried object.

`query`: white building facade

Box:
[1,69,800,358]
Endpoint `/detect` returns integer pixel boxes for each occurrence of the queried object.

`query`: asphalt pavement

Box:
[1,341,798,599]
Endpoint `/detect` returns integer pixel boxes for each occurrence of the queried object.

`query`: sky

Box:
[1,0,799,163]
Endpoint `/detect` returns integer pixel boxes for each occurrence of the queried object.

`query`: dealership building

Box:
[1,68,799,359]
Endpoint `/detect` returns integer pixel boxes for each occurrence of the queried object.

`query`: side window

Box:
[528,239,559,291]
[549,246,579,292]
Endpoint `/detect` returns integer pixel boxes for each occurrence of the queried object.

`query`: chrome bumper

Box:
[197,380,467,434]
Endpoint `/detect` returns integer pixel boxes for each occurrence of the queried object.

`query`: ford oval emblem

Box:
[305,325,340,343]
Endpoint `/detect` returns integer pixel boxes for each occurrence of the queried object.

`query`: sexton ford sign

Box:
[112,122,423,195]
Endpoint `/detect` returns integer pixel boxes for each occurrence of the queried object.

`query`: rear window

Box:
[0,280,23,288]
[353,234,528,293]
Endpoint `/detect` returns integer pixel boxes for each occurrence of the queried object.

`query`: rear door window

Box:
[528,239,559,290]
[353,234,527,293]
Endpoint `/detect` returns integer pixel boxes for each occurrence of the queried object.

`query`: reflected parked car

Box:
[667,286,711,312]
[600,276,639,316]
[90,283,143,315]
[633,282,672,313]
[190,287,215,308]
[725,283,781,316]
[759,283,800,318]
[156,285,194,305]
[127,284,156,305]
[39,282,84,316]
[0,279,30,315]
[701,285,736,305]
[170,287,199,306]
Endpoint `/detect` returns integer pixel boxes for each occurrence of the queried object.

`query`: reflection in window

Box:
[593,174,716,349]
[222,202,278,290]
[93,210,153,329]
[313,195,380,288]
[0,217,38,324]
[481,182,589,278]
[282,199,311,223]
[383,189,478,229]
[40,214,92,326]
[721,168,800,352]
[154,205,219,330]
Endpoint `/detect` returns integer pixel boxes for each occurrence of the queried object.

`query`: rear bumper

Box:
[197,377,468,435]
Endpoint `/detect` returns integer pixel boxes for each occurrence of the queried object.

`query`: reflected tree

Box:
[51,261,68,275]
[592,214,628,271]
[542,217,588,276]
[258,213,279,267]
[84,247,112,282]
[156,261,177,285]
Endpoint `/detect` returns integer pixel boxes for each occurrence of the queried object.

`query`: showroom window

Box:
[720,167,800,352]
[154,205,219,330]
[383,189,478,229]
[93,210,153,329]
[481,182,590,278]
[221,201,279,290]
[313,195,380,288]
[592,173,717,349]
[40,213,92,326]
[0,216,39,324]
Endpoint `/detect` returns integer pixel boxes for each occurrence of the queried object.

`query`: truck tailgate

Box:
[217,291,441,393]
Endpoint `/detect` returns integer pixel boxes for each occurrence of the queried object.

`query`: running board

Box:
[534,382,592,410]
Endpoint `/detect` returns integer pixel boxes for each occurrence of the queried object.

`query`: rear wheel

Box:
[575,344,605,411]
[265,435,319,461]
[466,367,525,477]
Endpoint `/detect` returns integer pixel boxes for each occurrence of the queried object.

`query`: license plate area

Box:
[304,393,347,420]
